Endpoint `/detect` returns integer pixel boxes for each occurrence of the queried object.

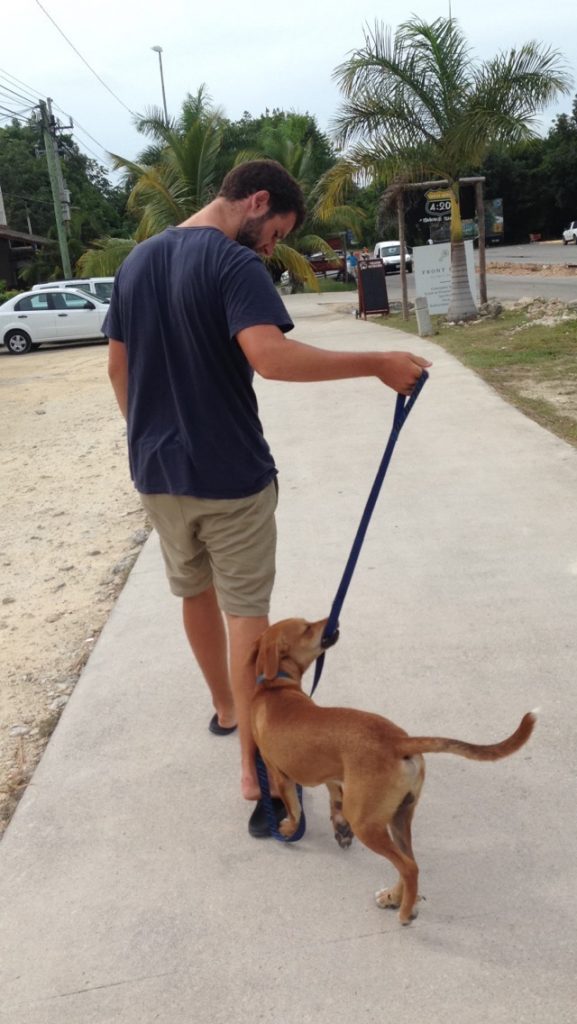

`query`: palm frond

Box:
[76,236,136,276]
[268,244,320,290]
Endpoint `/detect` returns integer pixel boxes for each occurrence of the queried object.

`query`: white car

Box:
[562,221,577,244]
[0,288,109,355]
[373,240,413,273]
[32,276,114,301]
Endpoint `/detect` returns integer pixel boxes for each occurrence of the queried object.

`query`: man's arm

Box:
[235,324,430,396]
[107,339,128,419]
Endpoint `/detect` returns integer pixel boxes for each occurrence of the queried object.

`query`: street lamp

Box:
[151,45,168,123]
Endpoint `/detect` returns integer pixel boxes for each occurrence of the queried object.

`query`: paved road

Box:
[385,271,577,304]
[485,241,577,265]
[382,242,577,304]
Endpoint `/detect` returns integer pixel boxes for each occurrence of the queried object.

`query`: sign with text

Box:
[413,241,477,315]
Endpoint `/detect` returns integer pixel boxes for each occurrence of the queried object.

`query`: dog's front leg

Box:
[271,771,302,838]
[326,781,354,848]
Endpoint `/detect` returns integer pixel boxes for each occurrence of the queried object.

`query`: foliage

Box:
[0,119,133,282]
[0,280,18,304]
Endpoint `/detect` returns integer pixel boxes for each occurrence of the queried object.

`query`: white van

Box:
[32,277,114,302]
[373,241,413,274]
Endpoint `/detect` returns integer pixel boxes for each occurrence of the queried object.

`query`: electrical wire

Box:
[34,0,136,116]
[0,103,35,119]
[0,68,43,103]
[0,67,115,165]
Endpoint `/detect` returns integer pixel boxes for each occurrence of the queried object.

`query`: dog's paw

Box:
[375,887,401,910]
[334,821,354,849]
[278,817,298,838]
[399,906,419,926]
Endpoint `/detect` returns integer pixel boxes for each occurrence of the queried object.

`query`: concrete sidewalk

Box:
[1,295,576,1024]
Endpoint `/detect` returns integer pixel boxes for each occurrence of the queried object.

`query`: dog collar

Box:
[256,671,292,685]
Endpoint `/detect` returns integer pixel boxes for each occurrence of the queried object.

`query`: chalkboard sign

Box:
[357,258,389,318]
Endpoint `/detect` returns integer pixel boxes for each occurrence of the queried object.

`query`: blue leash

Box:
[257,370,429,843]
[310,369,429,696]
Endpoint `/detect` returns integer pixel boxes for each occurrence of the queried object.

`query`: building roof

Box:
[0,225,54,245]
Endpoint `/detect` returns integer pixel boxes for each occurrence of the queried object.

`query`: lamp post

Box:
[151,45,168,122]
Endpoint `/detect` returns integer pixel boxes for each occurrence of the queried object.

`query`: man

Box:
[105,160,431,837]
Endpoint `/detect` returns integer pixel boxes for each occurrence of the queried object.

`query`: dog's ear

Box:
[256,630,287,680]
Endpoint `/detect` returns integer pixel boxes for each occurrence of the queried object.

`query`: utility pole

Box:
[38,98,72,277]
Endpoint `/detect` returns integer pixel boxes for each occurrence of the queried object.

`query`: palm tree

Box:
[78,96,363,289]
[78,87,231,276]
[257,122,365,290]
[330,16,571,319]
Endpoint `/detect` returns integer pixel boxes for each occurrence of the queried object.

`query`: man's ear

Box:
[247,190,270,215]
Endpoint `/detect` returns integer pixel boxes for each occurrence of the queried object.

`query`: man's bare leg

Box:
[182,588,236,729]
[226,612,269,800]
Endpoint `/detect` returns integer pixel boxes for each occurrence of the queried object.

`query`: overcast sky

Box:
[1,0,576,176]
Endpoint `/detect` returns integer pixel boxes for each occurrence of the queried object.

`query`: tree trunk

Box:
[447,183,477,321]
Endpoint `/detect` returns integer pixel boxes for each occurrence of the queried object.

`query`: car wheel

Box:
[407,263,413,273]
[4,329,33,355]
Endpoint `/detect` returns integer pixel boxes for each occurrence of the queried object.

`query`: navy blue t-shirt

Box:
[103,226,294,498]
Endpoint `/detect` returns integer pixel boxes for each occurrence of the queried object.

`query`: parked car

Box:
[306,251,345,277]
[562,221,577,244]
[32,277,114,301]
[0,288,109,354]
[373,240,413,273]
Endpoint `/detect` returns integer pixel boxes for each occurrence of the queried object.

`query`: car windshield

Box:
[383,246,400,256]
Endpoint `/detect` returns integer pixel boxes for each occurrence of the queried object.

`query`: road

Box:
[383,241,577,304]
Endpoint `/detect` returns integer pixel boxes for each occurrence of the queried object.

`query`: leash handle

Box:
[310,370,428,695]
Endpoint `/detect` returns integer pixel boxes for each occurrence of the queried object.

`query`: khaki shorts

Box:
[139,481,278,616]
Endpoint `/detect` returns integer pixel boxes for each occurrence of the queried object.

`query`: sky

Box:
[1,0,576,179]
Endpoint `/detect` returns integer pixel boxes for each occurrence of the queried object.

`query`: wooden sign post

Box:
[357,258,389,319]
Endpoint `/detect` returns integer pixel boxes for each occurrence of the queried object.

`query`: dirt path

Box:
[0,341,148,835]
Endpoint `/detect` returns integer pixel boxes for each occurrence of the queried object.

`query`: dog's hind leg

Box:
[353,818,419,925]
[375,792,419,913]
[326,781,354,849]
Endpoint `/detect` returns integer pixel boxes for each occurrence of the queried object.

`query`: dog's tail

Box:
[397,711,537,762]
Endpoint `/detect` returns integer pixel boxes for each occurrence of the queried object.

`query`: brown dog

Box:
[250,617,536,925]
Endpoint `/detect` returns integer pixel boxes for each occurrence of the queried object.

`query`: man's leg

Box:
[182,586,236,729]
[225,612,269,801]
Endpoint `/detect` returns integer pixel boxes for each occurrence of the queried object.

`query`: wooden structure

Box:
[0,226,53,289]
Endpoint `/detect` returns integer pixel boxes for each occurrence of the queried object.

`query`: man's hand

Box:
[377,352,432,396]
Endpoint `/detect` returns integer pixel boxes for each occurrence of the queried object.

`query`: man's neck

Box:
[179,198,240,240]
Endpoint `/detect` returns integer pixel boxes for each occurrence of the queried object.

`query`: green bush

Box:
[0,280,19,304]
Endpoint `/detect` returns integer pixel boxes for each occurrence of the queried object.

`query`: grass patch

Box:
[305,278,357,293]
[377,308,577,448]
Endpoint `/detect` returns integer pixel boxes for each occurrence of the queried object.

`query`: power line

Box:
[0,103,35,119]
[34,0,136,116]
[0,67,43,103]
[0,69,114,165]
[50,102,111,159]
[0,66,128,169]
[0,82,37,105]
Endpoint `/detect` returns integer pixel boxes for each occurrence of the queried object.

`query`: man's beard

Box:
[236,212,271,251]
